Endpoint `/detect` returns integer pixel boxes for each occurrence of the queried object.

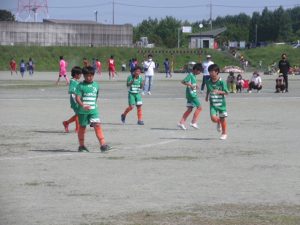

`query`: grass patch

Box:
[1,46,243,72]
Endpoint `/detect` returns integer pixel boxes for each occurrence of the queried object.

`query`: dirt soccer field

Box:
[0,71,300,225]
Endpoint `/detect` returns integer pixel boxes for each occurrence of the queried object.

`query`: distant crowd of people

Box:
[9,57,35,77]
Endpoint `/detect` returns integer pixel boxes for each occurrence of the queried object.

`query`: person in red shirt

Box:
[108,55,116,80]
[96,58,102,76]
[9,58,18,75]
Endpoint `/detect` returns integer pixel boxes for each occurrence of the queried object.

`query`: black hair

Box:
[193,63,203,71]
[208,64,220,73]
[59,56,63,60]
[82,66,95,75]
[148,54,153,58]
[133,66,142,72]
[71,66,82,77]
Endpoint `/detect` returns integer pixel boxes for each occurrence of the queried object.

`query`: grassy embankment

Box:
[0,45,299,72]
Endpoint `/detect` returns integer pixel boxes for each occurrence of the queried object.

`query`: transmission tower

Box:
[16,0,49,22]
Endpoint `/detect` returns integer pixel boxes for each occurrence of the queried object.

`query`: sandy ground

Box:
[0,71,300,225]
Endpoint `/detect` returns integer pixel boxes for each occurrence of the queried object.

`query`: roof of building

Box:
[43,19,98,25]
[188,27,227,37]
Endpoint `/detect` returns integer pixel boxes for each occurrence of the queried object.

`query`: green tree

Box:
[0,10,15,21]
[156,16,181,48]
[277,11,293,42]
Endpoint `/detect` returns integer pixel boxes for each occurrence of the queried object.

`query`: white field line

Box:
[0,140,178,161]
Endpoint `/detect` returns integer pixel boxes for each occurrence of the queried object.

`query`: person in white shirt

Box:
[200,55,214,93]
[142,54,156,95]
[248,71,262,93]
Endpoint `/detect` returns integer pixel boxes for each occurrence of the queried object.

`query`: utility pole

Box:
[209,0,212,30]
[177,27,181,48]
[95,10,98,23]
[112,0,115,24]
[255,24,258,44]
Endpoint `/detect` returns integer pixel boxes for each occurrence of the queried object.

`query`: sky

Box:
[0,0,299,26]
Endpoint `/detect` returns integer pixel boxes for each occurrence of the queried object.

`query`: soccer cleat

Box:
[137,120,144,125]
[141,91,145,95]
[177,123,187,130]
[248,90,252,93]
[217,123,222,132]
[62,121,69,133]
[220,134,227,140]
[121,114,126,123]
[147,91,151,95]
[78,146,89,152]
[190,123,199,129]
[100,144,112,152]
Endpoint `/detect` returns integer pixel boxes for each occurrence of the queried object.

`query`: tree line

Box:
[134,6,300,48]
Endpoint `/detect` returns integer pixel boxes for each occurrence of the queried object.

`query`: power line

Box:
[46,2,298,9]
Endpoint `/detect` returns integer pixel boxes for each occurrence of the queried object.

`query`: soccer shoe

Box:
[121,114,126,123]
[141,92,145,95]
[100,144,112,152]
[147,91,151,95]
[137,120,144,125]
[78,146,89,152]
[220,134,227,140]
[190,123,199,129]
[62,121,69,133]
[177,123,187,130]
[217,123,222,132]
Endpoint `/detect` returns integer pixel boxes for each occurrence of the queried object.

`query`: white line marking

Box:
[0,140,179,161]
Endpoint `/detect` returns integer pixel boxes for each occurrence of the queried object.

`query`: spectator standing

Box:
[278,53,291,92]
[142,54,156,95]
[200,55,214,93]
[163,58,172,78]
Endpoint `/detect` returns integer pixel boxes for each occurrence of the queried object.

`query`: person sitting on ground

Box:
[236,74,244,93]
[275,74,286,93]
[226,71,236,93]
[248,71,262,93]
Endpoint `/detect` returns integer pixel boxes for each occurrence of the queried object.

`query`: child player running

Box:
[205,64,229,140]
[62,66,82,133]
[177,63,203,130]
[75,66,112,152]
[56,56,69,85]
[121,66,144,125]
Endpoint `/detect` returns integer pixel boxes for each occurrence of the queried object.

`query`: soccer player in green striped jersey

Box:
[63,66,82,133]
[75,66,112,152]
[177,63,203,130]
[205,64,229,140]
[121,66,144,125]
